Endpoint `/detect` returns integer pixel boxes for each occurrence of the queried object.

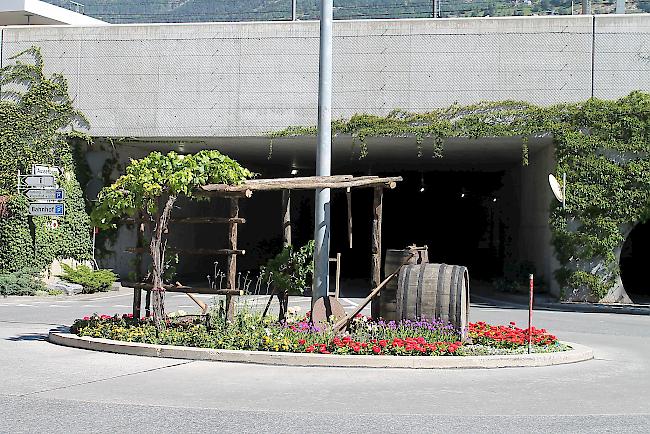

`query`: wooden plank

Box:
[246,175,353,184]
[200,176,402,193]
[282,189,291,247]
[196,189,253,198]
[172,217,246,224]
[226,197,239,321]
[371,187,383,320]
[125,247,245,255]
[124,282,243,296]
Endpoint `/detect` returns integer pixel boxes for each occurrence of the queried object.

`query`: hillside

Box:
[45,0,647,24]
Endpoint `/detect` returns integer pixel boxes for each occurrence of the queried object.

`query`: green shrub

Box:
[60,264,117,294]
[0,268,45,296]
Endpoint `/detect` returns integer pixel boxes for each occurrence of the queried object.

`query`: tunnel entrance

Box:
[324,170,509,282]
[620,221,650,303]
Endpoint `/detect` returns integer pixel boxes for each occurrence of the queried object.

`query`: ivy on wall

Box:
[270,92,650,300]
[0,47,93,273]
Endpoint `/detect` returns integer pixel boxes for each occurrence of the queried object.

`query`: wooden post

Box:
[346,187,352,248]
[226,197,239,322]
[371,187,383,320]
[133,288,142,318]
[282,189,291,247]
[145,290,151,317]
[335,252,341,299]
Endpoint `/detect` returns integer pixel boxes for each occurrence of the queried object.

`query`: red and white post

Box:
[528,273,534,354]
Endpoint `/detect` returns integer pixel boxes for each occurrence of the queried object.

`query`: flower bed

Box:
[71,311,568,356]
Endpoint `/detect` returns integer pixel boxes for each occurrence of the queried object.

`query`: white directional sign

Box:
[21,175,57,188]
[29,202,65,217]
[32,165,62,176]
[24,189,65,201]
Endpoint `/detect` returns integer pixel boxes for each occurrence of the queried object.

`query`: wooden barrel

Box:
[380,246,428,321]
[396,263,469,335]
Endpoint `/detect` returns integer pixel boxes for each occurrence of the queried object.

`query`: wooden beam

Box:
[371,187,383,320]
[332,270,399,334]
[124,282,243,296]
[332,253,414,333]
[186,293,209,314]
[197,189,253,198]
[171,217,246,224]
[200,176,402,193]
[346,187,352,249]
[133,288,142,318]
[246,175,353,185]
[226,197,239,321]
[282,189,291,247]
[126,247,245,256]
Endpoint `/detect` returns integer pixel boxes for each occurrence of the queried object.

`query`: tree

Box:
[91,150,253,330]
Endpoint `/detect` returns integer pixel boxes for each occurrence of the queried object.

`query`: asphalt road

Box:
[1,290,649,433]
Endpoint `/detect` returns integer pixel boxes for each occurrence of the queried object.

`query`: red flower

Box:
[372,346,381,354]
[305,346,315,353]
[298,339,306,345]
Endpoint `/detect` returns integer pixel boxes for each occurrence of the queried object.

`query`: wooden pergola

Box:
[130,175,401,321]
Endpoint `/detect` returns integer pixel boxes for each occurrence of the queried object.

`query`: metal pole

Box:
[291,0,297,21]
[582,0,591,14]
[313,0,333,309]
[432,0,437,18]
[615,0,625,14]
[528,274,534,354]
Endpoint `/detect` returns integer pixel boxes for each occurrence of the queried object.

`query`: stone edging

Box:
[49,332,593,369]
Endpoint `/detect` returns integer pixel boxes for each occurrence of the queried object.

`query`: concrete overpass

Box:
[2,15,649,299]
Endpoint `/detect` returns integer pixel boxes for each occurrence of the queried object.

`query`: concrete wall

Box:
[2,15,649,139]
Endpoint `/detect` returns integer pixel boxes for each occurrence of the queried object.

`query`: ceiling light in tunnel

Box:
[461,193,465,198]
[493,197,497,202]
[290,168,299,176]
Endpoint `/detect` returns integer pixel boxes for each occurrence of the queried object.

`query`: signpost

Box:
[18,165,66,218]
[28,202,65,217]
[20,175,57,188]
[24,188,65,201]
[32,165,62,176]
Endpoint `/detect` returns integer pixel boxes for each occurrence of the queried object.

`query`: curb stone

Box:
[49,332,594,369]
[471,294,650,316]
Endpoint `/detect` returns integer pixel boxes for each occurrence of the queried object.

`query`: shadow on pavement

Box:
[6,325,68,341]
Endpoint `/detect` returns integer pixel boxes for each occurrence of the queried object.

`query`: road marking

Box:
[48,305,66,307]
[85,293,132,301]
[341,298,358,307]
[82,304,100,308]
[16,304,34,307]
[111,304,130,308]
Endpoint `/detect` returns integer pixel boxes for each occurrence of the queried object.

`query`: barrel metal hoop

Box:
[449,265,460,325]
[400,265,413,320]
[435,263,447,321]
[415,263,427,319]
[457,267,467,331]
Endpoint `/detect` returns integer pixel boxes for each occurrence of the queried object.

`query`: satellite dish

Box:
[548,174,564,203]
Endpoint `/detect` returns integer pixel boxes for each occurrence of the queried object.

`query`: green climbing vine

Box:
[271,92,650,301]
[0,47,93,273]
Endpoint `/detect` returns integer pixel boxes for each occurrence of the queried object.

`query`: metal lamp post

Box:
[312,0,334,308]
